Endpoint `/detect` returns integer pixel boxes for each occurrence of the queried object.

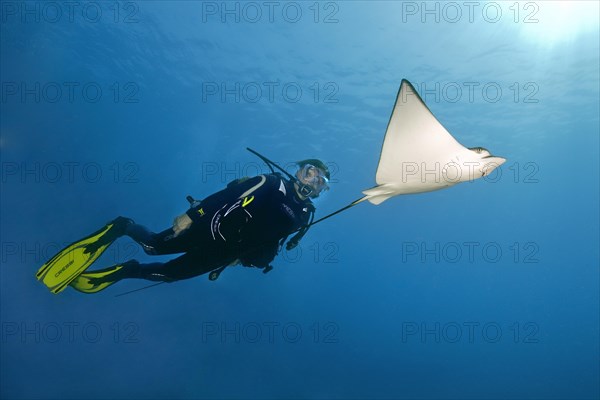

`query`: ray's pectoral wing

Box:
[375,80,468,187]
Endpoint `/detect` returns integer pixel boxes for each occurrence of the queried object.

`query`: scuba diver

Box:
[36,149,330,294]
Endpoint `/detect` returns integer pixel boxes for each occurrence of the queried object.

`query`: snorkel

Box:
[246,148,329,199]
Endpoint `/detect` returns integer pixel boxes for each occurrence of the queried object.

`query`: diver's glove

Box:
[172,213,193,237]
[262,265,273,274]
[286,238,300,251]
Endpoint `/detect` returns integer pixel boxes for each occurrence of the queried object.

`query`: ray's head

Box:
[468,147,506,177]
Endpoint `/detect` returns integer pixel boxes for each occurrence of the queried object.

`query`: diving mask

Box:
[297,164,329,198]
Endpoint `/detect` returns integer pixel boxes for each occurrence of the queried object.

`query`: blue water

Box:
[1,1,599,399]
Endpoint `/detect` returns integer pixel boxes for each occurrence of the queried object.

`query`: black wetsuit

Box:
[119,174,314,282]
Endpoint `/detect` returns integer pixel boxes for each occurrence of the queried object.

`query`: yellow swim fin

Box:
[69,264,125,294]
[36,217,132,294]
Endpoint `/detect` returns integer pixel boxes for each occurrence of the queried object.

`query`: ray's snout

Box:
[481,156,506,176]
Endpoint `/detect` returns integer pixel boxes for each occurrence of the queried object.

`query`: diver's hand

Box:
[172,213,193,237]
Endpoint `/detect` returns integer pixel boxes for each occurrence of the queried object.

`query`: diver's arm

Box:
[168,176,267,237]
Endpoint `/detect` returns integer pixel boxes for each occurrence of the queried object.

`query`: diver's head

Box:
[294,159,330,199]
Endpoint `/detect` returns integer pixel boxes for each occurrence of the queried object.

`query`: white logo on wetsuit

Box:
[278,179,287,196]
[281,203,295,219]
[211,199,252,242]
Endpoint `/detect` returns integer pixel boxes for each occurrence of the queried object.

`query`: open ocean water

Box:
[1,1,599,399]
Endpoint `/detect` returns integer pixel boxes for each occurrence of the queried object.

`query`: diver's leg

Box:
[129,249,231,282]
[124,223,196,255]
[84,248,232,286]
[69,260,177,293]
